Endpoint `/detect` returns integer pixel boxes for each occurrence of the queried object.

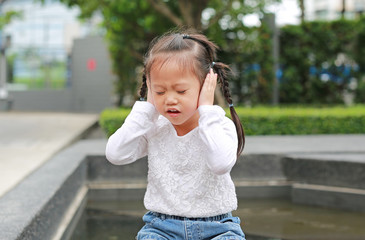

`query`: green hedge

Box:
[100,105,365,137]
[279,18,365,104]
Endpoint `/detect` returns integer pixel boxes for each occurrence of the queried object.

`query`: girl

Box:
[106,30,245,240]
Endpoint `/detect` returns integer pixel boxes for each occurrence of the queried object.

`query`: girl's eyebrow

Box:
[152,82,190,88]
[152,83,164,87]
[173,83,189,88]
[151,83,166,89]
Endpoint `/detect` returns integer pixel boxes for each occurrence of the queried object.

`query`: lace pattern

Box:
[144,117,237,218]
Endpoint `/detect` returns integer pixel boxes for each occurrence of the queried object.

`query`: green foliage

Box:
[355,79,365,103]
[234,105,365,135]
[100,105,365,137]
[58,0,280,106]
[354,18,365,74]
[99,108,132,137]
[280,18,365,104]
[0,10,22,29]
[57,0,365,106]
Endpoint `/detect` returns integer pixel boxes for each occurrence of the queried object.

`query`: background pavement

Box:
[244,134,365,155]
[0,112,99,197]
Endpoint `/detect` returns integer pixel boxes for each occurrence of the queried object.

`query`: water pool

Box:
[70,198,365,240]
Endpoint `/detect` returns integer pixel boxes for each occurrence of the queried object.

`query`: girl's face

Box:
[150,61,201,136]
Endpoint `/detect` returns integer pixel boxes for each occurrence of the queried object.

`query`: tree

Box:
[297,0,305,23]
[341,0,346,18]
[59,0,280,106]
[0,10,22,30]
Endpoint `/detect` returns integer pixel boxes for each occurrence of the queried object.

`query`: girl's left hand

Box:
[199,68,217,106]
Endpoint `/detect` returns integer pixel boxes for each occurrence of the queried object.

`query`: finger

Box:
[208,70,217,90]
[207,68,217,89]
[199,69,217,106]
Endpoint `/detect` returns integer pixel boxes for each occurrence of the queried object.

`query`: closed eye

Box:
[156,91,165,95]
[177,90,187,94]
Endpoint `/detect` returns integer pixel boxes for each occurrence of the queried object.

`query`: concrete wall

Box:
[3,36,115,113]
[8,90,72,112]
[70,36,115,113]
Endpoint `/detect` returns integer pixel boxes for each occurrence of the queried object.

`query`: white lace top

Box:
[106,101,238,218]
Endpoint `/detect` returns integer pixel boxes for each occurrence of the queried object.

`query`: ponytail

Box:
[213,62,245,157]
[139,69,147,100]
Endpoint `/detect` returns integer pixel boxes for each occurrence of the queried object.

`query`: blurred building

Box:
[1,0,82,54]
[306,0,365,21]
[0,0,101,90]
[0,0,114,112]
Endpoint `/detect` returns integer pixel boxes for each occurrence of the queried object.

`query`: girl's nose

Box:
[165,93,178,105]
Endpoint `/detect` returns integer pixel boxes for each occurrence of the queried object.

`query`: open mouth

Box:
[167,109,180,113]
[167,109,181,117]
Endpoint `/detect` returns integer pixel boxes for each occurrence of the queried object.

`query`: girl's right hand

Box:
[199,68,217,106]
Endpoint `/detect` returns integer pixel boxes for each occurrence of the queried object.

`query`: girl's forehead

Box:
[150,60,201,87]
[150,56,199,80]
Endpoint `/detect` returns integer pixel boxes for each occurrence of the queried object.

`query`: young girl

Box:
[106,30,245,240]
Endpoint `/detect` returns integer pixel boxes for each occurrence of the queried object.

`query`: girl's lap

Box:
[137,233,168,240]
[211,231,246,240]
[137,212,245,240]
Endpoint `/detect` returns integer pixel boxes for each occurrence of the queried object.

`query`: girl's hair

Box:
[139,30,245,157]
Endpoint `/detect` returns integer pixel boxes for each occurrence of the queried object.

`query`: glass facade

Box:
[1,0,88,89]
[307,0,365,21]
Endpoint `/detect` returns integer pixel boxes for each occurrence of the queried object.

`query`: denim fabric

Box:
[137,211,246,240]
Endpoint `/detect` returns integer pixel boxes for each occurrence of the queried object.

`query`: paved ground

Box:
[245,134,365,155]
[0,112,98,197]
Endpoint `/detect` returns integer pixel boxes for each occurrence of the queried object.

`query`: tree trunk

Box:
[298,0,305,23]
[146,0,183,26]
[341,0,346,18]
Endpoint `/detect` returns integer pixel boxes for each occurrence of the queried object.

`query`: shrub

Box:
[99,108,131,137]
[279,18,364,104]
[100,105,365,137]
[355,79,365,103]
[234,105,365,135]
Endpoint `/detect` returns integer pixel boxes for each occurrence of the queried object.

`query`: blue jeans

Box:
[137,211,246,240]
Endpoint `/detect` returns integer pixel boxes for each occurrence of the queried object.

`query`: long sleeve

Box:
[198,105,238,175]
[105,101,159,165]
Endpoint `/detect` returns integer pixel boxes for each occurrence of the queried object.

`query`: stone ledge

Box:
[0,139,104,240]
[1,139,365,240]
[87,179,293,201]
[283,153,365,189]
[292,183,365,212]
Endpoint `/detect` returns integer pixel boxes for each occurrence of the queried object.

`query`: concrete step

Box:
[283,153,365,189]
[292,183,365,212]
